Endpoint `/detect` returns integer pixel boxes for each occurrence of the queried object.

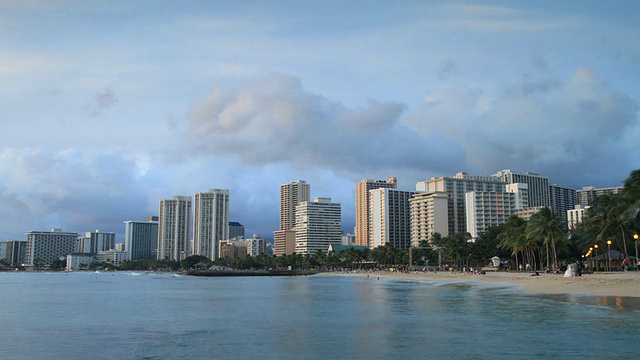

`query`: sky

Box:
[1,0,639,242]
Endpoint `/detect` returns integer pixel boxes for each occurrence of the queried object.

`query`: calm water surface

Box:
[0,272,638,359]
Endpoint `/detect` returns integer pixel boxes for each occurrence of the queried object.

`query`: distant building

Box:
[96,251,127,267]
[295,197,341,255]
[341,232,356,246]
[124,219,159,261]
[576,185,623,206]
[549,184,577,227]
[66,254,95,271]
[0,241,7,262]
[416,172,505,235]
[25,229,78,267]
[516,206,546,220]
[246,234,268,257]
[369,188,416,250]
[194,189,229,260]
[465,191,518,239]
[568,204,590,230]
[409,191,449,246]
[328,244,370,253]
[280,180,310,231]
[78,230,116,254]
[158,196,192,261]
[273,229,296,256]
[229,222,245,240]
[219,238,247,259]
[115,242,125,252]
[6,240,26,266]
[493,169,550,208]
[355,178,397,247]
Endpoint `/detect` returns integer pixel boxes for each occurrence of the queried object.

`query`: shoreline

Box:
[323,270,640,298]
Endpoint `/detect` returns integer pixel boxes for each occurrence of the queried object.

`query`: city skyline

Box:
[1,1,639,241]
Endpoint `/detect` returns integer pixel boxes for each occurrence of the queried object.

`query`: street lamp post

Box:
[594,244,599,272]
[607,240,612,271]
[634,234,638,270]
[589,247,593,271]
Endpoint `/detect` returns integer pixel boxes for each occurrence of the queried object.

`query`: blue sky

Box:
[1,1,639,242]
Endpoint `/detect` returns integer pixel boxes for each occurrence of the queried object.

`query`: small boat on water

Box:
[184,269,318,277]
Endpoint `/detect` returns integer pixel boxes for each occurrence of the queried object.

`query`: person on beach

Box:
[622,258,629,272]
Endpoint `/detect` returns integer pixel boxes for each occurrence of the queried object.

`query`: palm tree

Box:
[527,207,565,271]
[585,194,633,261]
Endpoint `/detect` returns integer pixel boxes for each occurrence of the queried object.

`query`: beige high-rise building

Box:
[416,173,505,236]
[409,192,449,247]
[273,229,296,256]
[355,178,397,247]
[194,189,229,260]
[158,196,192,261]
[279,180,310,231]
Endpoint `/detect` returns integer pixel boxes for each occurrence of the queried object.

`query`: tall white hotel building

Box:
[194,189,229,260]
[158,196,192,261]
[295,197,341,255]
[124,217,159,261]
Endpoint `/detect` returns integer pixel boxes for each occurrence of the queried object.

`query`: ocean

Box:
[0,272,638,359]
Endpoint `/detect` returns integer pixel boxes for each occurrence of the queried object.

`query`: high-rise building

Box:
[409,191,449,246]
[280,180,310,231]
[246,234,268,257]
[549,184,577,226]
[78,230,116,254]
[465,191,518,239]
[341,232,356,246]
[158,196,192,261]
[416,172,506,235]
[229,221,245,239]
[369,188,416,250]
[273,230,296,256]
[0,241,7,262]
[355,178,397,247]
[6,240,26,266]
[194,189,229,260]
[295,197,341,255]
[25,229,78,267]
[576,186,623,206]
[568,204,590,230]
[124,218,159,261]
[493,169,550,208]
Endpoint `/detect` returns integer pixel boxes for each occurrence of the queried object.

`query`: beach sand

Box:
[326,270,640,298]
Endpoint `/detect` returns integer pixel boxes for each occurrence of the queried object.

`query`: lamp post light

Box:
[589,247,593,271]
[594,244,599,272]
[607,240,612,271]
[634,234,638,270]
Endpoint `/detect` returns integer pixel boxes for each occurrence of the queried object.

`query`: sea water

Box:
[0,272,638,359]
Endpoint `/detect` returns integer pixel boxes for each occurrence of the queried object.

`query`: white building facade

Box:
[465,191,518,239]
[295,197,341,255]
[158,196,192,261]
[25,229,78,267]
[194,189,229,260]
[246,234,268,257]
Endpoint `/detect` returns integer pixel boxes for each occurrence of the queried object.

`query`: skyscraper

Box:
[274,180,310,256]
[355,178,397,247]
[493,169,550,208]
[79,230,116,254]
[409,191,449,246]
[369,188,416,250]
[124,218,159,261]
[25,229,78,267]
[549,183,577,226]
[194,189,229,260]
[295,197,341,255]
[158,196,192,261]
[280,180,310,231]
[416,172,506,235]
[229,221,245,239]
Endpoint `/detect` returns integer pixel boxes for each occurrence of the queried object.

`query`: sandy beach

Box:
[326,270,640,298]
